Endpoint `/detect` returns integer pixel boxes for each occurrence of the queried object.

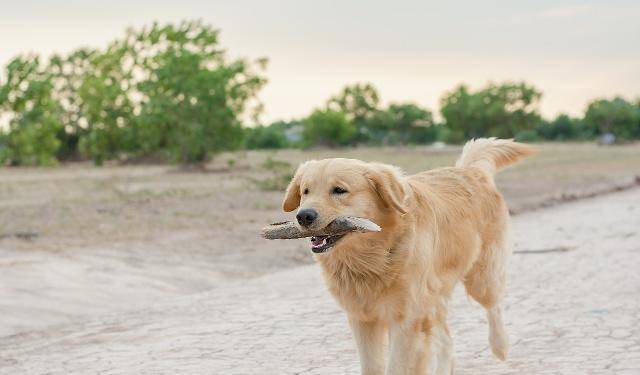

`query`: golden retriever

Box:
[282,138,533,374]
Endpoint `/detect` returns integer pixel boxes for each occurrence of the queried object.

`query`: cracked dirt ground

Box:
[1,187,639,374]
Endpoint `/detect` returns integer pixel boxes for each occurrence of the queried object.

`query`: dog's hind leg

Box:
[463,239,510,361]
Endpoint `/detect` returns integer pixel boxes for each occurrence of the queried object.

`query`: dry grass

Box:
[1,142,639,264]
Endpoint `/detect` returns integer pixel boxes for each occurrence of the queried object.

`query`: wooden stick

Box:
[262,216,381,240]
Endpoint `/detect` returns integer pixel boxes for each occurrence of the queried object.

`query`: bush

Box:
[245,125,289,149]
[302,109,356,147]
[584,97,640,140]
[326,83,380,144]
[0,56,63,166]
[3,121,62,166]
[365,103,437,145]
[440,82,542,139]
[536,114,590,141]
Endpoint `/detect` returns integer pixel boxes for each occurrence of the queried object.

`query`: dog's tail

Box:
[455,138,534,177]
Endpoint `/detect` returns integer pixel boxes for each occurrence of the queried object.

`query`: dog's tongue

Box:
[311,236,328,248]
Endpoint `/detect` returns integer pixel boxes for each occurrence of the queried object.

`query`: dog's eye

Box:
[332,186,348,195]
[303,188,309,195]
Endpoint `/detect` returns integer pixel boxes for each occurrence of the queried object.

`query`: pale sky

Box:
[1,0,639,123]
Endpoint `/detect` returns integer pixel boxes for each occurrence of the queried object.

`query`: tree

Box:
[302,109,355,147]
[440,82,542,142]
[0,21,267,166]
[385,103,436,144]
[584,97,640,140]
[245,124,289,149]
[48,48,101,161]
[61,46,134,165]
[124,21,267,163]
[367,103,437,144]
[536,114,587,140]
[0,56,63,166]
[326,83,380,143]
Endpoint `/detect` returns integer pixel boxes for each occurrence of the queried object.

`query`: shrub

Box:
[326,83,380,144]
[365,103,437,145]
[0,56,63,166]
[3,120,62,166]
[302,109,356,147]
[245,125,289,149]
[536,114,590,141]
[440,81,542,139]
[584,97,640,140]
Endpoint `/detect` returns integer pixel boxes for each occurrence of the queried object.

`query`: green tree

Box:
[440,82,542,142]
[367,103,436,145]
[245,124,289,149]
[127,21,267,163]
[302,109,355,147]
[584,97,640,140]
[48,48,100,161]
[71,46,135,164]
[0,21,267,166]
[327,83,380,143]
[536,114,588,140]
[0,56,63,166]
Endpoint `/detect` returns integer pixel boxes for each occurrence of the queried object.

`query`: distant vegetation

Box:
[1,21,639,166]
[0,21,266,166]
[240,81,640,153]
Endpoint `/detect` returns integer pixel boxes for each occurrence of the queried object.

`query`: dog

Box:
[281,138,534,374]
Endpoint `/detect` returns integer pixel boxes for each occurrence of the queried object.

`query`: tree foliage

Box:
[584,97,640,140]
[302,109,355,148]
[0,21,266,165]
[3,27,640,164]
[326,83,380,143]
[130,22,266,162]
[367,103,437,145]
[440,82,542,142]
[536,114,587,141]
[0,56,63,165]
[245,124,289,150]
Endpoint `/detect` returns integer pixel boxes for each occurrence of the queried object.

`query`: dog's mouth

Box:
[310,234,345,254]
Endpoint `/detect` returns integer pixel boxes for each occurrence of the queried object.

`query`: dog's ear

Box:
[366,164,408,214]
[282,161,311,212]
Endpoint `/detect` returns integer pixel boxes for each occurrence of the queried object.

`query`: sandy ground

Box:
[1,186,639,374]
[0,143,639,339]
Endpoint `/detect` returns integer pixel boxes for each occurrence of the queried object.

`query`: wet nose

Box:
[296,208,318,227]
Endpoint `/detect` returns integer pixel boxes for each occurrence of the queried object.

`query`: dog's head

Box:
[282,158,409,253]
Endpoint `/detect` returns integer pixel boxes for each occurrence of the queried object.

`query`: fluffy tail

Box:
[455,138,534,176]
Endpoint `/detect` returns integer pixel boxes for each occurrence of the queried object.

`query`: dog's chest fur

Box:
[317,243,410,321]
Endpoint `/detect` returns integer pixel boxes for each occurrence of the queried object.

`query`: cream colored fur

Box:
[282,138,534,374]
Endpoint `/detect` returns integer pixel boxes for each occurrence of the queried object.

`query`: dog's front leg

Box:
[349,317,385,375]
[386,319,428,375]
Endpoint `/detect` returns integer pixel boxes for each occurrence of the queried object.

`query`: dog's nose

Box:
[296,208,318,227]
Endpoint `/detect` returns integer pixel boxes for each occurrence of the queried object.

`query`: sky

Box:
[1,0,639,123]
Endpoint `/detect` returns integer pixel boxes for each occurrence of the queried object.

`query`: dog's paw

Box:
[489,331,509,361]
